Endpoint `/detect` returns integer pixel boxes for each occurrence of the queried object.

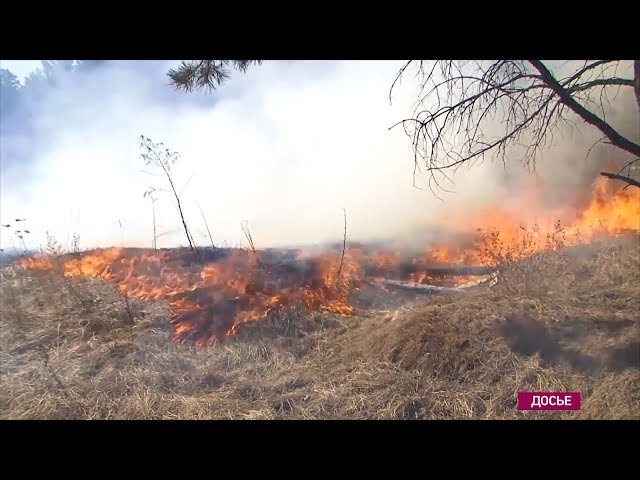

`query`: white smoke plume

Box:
[0,60,636,253]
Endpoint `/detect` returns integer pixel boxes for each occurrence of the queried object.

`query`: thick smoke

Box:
[0,60,637,253]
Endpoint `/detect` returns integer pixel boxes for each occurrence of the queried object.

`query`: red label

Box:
[518,392,581,411]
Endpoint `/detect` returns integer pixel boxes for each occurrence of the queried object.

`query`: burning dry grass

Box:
[1,236,638,419]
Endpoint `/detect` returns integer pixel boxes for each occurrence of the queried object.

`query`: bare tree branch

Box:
[568,77,633,93]
[528,60,640,158]
[599,171,640,188]
[561,60,616,87]
[389,60,640,191]
[389,61,413,105]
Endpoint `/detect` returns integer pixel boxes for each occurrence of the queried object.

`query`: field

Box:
[1,235,638,420]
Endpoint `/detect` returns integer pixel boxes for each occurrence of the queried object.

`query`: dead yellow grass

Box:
[1,238,638,419]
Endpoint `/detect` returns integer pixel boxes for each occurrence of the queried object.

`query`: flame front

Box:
[18,176,638,345]
[19,247,361,346]
[413,176,639,266]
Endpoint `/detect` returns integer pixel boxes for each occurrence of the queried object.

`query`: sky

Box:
[0,60,42,81]
[1,60,450,251]
[0,60,636,253]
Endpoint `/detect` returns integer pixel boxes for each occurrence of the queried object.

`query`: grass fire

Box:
[1,60,639,420]
[14,174,638,348]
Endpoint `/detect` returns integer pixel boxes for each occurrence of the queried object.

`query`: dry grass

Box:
[1,238,638,419]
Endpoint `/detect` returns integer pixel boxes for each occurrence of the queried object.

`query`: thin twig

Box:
[123,292,135,344]
[241,221,256,254]
[36,345,68,395]
[197,201,216,251]
[150,196,158,250]
[337,208,347,284]
[123,292,134,325]
[140,136,199,260]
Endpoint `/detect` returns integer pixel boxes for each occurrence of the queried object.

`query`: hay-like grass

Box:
[1,237,638,419]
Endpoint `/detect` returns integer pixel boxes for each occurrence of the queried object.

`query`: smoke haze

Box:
[0,60,636,253]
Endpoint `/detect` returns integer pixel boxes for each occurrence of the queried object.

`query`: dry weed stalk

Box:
[241,221,256,254]
[477,221,575,296]
[140,135,199,260]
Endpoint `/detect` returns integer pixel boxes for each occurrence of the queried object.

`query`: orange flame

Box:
[18,175,638,345]
[19,247,361,346]
[418,176,639,265]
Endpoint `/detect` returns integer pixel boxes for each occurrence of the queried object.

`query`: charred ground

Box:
[1,237,638,419]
